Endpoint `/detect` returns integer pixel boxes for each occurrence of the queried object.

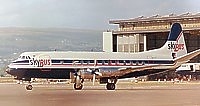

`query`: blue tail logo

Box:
[167,23,185,52]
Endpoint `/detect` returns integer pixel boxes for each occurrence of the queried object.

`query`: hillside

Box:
[0,27,103,75]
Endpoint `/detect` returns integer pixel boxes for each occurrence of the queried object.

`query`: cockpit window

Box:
[22,56,25,59]
[19,55,31,60]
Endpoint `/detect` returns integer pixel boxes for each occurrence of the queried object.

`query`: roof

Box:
[112,27,200,35]
[109,13,200,24]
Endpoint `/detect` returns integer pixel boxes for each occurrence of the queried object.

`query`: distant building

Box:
[103,13,200,63]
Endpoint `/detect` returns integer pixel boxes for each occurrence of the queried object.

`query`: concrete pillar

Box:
[134,34,137,53]
[103,32,113,52]
[137,34,140,52]
[143,34,147,51]
[133,34,139,53]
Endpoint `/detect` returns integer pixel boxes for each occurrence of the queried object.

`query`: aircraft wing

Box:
[101,64,162,78]
[99,49,200,79]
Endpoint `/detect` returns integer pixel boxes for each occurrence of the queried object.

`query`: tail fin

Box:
[150,23,187,59]
[167,23,187,59]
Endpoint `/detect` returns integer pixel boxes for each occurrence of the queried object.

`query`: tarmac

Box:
[1,81,200,106]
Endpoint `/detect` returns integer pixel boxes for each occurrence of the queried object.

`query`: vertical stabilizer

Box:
[150,23,187,59]
[166,23,187,59]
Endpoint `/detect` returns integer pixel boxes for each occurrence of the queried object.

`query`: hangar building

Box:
[103,13,200,63]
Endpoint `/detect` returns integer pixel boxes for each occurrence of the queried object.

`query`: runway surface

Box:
[1,82,200,106]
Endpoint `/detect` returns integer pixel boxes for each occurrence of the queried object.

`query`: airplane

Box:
[176,63,200,75]
[6,23,200,90]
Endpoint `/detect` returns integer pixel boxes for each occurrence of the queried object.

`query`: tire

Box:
[106,83,115,90]
[74,83,83,90]
[26,85,33,90]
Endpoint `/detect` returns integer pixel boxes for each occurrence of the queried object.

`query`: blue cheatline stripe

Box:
[13,60,29,63]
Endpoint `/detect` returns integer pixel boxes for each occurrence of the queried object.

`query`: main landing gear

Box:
[73,76,84,90]
[105,78,118,90]
[106,83,115,90]
[73,71,84,90]
[74,83,83,90]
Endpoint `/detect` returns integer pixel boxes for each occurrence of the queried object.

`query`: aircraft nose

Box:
[5,66,11,74]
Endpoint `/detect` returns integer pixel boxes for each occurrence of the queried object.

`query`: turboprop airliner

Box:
[6,23,200,90]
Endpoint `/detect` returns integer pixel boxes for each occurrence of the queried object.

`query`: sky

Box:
[0,0,200,30]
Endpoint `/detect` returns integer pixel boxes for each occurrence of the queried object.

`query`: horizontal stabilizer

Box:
[175,49,200,63]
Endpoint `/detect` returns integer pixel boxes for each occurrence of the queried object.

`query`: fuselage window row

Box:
[50,60,174,65]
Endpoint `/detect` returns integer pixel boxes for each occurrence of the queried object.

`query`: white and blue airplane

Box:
[6,23,200,90]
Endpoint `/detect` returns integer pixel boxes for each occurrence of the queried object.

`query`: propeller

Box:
[86,68,102,85]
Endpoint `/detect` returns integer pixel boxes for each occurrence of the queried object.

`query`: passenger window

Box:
[123,60,126,65]
[60,61,64,64]
[89,60,94,63]
[97,60,102,64]
[102,60,105,65]
[130,61,134,65]
[87,61,90,64]
[111,60,115,63]
[125,60,130,64]
[136,61,139,65]
[80,60,84,64]
[105,60,108,63]
[115,60,119,64]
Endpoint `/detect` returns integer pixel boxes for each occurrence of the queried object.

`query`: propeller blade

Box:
[94,71,102,76]
[86,68,92,73]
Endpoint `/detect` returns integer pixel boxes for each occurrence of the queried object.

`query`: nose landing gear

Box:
[26,84,33,90]
[26,81,33,90]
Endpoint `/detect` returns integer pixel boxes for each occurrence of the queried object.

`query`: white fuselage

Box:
[9,50,175,71]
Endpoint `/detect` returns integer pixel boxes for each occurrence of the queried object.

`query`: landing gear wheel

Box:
[26,85,33,90]
[74,83,83,90]
[106,83,115,90]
